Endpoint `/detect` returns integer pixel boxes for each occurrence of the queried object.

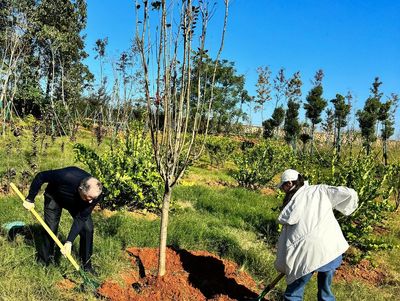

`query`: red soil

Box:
[97,247,262,301]
[57,247,390,300]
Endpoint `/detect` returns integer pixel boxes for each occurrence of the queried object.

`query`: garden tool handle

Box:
[9,182,80,271]
[269,272,285,288]
[258,272,285,300]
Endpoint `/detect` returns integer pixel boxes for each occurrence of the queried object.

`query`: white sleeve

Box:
[325,186,359,216]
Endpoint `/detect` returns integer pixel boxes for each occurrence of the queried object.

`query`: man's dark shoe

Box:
[83,266,99,276]
[36,256,51,267]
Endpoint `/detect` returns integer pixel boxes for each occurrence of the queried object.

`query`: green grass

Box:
[1,129,400,300]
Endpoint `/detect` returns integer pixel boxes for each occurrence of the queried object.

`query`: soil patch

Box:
[97,247,262,301]
[259,187,276,196]
[335,258,388,286]
[97,208,158,221]
[56,279,76,290]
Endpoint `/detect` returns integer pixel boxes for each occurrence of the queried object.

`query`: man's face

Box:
[79,190,97,203]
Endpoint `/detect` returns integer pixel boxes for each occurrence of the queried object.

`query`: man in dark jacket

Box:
[24,166,103,273]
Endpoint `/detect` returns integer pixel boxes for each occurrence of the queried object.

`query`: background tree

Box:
[378,93,398,165]
[273,67,287,108]
[0,0,35,134]
[34,0,92,135]
[254,65,271,124]
[262,119,274,139]
[1,0,92,136]
[191,55,249,134]
[235,89,252,130]
[136,0,229,276]
[299,131,312,155]
[303,69,326,155]
[283,71,302,150]
[262,106,284,139]
[116,51,133,125]
[331,93,351,154]
[357,77,382,154]
[321,108,334,147]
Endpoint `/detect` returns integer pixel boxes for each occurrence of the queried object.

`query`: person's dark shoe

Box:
[83,266,99,276]
[36,256,51,267]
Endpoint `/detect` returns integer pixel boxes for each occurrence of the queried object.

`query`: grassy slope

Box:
[0,130,399,300]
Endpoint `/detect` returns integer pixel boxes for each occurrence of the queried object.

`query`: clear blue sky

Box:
[83,0,400,138]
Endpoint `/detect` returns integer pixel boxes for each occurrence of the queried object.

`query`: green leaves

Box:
[305,151,395,257]
[74,125,163,212]
[232,141,295,190]
[205,136,237,167]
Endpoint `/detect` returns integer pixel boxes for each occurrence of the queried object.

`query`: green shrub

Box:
[74,124,163,212]
[303,151,395,257]
[205,136,237,167]
[232,140,296,189]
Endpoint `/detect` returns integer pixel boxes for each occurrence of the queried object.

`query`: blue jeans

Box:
[284,270,336,301]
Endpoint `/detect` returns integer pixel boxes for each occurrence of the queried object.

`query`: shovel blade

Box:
[77,269,101,292]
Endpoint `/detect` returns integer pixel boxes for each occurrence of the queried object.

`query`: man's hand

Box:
[23,200,35,210]
[61,241,72,257]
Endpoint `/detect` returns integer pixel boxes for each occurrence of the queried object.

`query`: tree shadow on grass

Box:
[175,248,259,300]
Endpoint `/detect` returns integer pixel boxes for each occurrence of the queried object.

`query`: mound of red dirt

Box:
[97,247,263,301]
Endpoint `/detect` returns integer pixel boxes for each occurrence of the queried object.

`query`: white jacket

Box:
[274,183,358,284]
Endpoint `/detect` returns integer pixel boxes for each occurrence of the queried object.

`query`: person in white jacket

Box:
[275,169,358,301]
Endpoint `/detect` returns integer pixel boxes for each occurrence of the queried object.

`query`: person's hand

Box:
[23,200,35,210]
[61,241,72,257]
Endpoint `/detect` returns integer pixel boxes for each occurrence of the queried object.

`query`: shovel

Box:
[244,273,285,301]
[10,182,100,291]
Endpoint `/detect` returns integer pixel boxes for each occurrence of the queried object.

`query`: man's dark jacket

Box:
[27,166,102,242]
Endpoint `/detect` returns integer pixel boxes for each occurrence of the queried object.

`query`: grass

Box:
[1,129,400,300]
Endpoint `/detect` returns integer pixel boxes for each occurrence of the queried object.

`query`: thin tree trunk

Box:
[310,124,315,156]
[158,184,171,276]
[383,138,388,165]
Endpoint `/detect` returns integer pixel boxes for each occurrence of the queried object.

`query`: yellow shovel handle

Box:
[10,182,80,271]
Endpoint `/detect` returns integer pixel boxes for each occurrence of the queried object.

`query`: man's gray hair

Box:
[79,177,103,196]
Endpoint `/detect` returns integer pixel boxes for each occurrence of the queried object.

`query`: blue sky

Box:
[83,0,400,138]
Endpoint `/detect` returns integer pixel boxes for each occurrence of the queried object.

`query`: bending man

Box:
[24,166,103,274]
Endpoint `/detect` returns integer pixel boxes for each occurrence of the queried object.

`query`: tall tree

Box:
[262,106,284,139]
[235,89,252,128]
[283,71,302,150]
[191,55,249,134]
[284,100,301,149]
[136,0,229,276]
[303,69,327,155]
[273,67,287,108]
[35,0,92,134]
[378,93,398,165]
[0,0,36,133]
[321,108,334,146]
[331,93,351,154]
[357,77,382,154]
[254,66,271,124]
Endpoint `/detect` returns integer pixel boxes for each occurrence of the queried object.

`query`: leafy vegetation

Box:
[232,140,295,189]
[302,151,397,258]
[74,124,162,212]
[205,135,237,167]
[0,128,400,300]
